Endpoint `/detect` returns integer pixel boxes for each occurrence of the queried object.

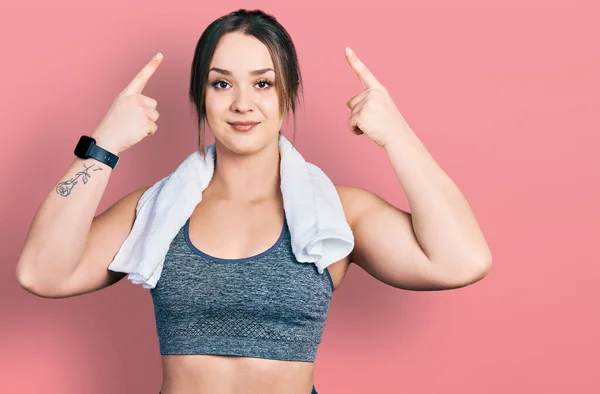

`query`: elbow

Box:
[462,252,493,286]
[438,252,492,289]
[15,267,43,297]
[15,267,46,298]
[477,246,493,277]
[15,252,48,297]
[15,264,65,299]
[471,257,492,283]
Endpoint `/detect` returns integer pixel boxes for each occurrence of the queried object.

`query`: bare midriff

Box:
[159,354,315,394]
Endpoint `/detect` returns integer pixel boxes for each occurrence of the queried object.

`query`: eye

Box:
[255,79,273,89]
[211,80,230,90]
[210,79,273,90]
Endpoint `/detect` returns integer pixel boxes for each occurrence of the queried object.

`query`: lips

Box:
[229,121,259,125]
[228,121,260,132]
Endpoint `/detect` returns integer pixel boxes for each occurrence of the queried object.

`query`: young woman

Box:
[15,9,492,394]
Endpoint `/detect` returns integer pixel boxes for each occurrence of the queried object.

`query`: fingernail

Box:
[156,52,163,59]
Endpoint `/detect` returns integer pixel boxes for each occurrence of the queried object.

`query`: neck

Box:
[207,139,282,203]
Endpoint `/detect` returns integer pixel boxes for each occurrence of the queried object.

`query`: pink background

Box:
[1,1,599,393]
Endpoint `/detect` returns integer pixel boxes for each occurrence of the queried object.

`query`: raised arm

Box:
[16,52,164,298]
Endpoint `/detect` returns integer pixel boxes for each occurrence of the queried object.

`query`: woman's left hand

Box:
[345,47,410,148]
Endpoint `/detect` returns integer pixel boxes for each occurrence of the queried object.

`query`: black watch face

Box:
[74,135,95,158]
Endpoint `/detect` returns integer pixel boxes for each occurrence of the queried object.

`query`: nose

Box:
[230,86,254,114]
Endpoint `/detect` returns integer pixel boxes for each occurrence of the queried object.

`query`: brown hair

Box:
[189,9,304,157]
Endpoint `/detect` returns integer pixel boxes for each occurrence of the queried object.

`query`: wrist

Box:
[90,134,121,155]
[382,126,421,153]
[75,134,121,170]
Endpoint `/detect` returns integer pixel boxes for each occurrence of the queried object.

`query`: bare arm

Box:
[16,155,115,293]
[59,183,149,298]
[16,52,164,298]
[338,184,490,291]
[15,153,148,298]
[340,46,491,290]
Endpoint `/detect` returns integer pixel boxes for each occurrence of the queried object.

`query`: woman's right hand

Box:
[91,52,164,154]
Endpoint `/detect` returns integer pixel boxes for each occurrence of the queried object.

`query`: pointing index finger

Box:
[345,47,382,90]
[123,52,163,95]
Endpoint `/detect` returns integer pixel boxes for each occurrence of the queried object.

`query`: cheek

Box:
[260,93,281,118]
[204,92,228,116]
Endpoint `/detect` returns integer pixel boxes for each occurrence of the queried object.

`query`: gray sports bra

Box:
[150,215,334,362]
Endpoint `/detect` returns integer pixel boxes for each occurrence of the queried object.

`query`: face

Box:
[205,32,284,155]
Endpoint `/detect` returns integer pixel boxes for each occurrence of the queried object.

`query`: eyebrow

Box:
[209,67,275,76]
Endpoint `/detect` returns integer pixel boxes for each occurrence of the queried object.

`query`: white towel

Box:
[108,133,354,289]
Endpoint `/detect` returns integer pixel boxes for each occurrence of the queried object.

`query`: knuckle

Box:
[135,94,147,105]
[136,68,146,80]
[115,93,128,104]
[140,95,157,108]
[123,94,138,106]
[149,109,159,121]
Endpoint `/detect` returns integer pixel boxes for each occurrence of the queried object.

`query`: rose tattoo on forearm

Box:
[56,163,103,197]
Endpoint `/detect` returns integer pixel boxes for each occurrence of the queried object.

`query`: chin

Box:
[212,121,282,155]
[215,132,269,156]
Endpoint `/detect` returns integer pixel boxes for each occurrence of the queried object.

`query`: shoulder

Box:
[114,185,152,213]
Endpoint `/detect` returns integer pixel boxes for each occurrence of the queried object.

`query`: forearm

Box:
[16,156,113,290]
[383,126,492,276]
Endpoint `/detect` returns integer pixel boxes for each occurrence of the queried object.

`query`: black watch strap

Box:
[89,144,120,169]
[74,135,120,169]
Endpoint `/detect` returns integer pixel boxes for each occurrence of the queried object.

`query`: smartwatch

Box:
[74,135,120,169]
